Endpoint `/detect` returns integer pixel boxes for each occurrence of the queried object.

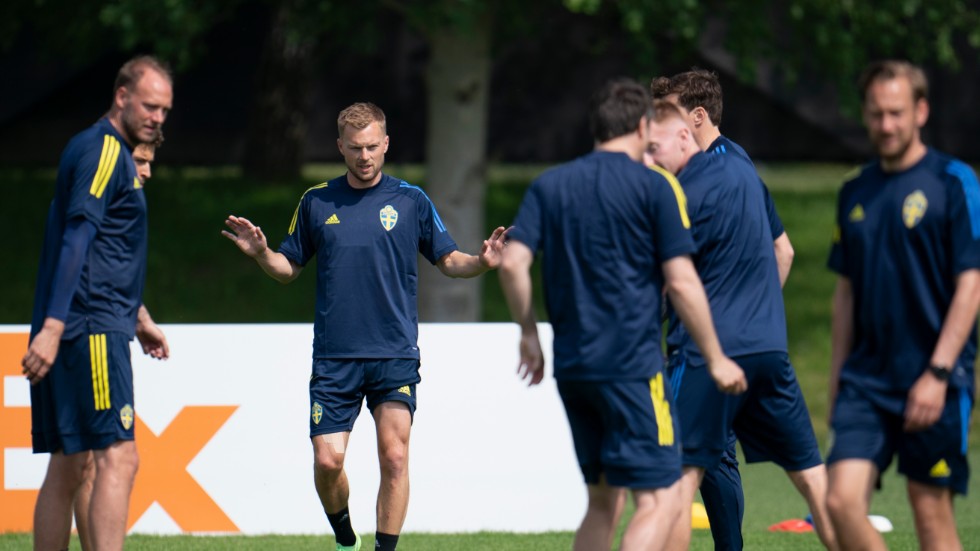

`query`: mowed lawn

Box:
[2,162,980,549]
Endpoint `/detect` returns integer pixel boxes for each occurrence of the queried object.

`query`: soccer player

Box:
[223,102,508,551]
[646,101,836,551]
[498,78,746,551]
[132,132,164,185]
[21,55,174,551]
[650,68,795,551]
[826,60,980,551]
[67,131,166,551]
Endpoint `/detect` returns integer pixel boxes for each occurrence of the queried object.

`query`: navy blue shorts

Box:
[828,381,972,495]
[557,375,681,489]
[669,351,822,471]
[309,358,421,436]
[31,332,135,454]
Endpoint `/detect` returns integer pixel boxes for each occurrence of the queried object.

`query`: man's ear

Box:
[914,98,929,128]
[690,106,707,128]
[114,86,129,111]
[679,126,694,152]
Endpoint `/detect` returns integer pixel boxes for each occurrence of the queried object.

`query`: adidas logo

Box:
[325,214,340,225]
[848,204,865,222]
[930,459,951,478]
[397,386,412,397]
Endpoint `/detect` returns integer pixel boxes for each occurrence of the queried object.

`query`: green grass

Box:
[2,454,979,549]
[3,161,980,548]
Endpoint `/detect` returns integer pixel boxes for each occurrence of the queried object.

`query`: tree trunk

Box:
[418,20,492,321]
[242,1,318,182]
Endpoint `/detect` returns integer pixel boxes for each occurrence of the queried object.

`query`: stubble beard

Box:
[874,132,912,165]
[122,105,158,145]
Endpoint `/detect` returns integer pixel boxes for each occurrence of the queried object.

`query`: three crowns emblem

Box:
[380,205,399,231]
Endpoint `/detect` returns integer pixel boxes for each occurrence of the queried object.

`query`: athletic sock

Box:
[327,506,357,546]
[375,531,399,550]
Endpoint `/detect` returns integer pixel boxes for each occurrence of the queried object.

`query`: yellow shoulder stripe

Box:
[288,182,330,235]
[89,135,121,199]
[841,166,861,186]
[648,164,690,229]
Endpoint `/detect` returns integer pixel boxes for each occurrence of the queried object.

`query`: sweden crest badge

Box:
[120,404,134,430]
[902,190,928,228]
[312,402,323,425]
[380,205,398,231]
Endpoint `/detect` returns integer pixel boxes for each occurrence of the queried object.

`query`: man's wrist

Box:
[927,363,951,382]
[42,317,66,334]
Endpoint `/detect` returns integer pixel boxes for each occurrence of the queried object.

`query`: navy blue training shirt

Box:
[279,173,458,359]
[666,152,787,365]
[828,148,980,402]
[708,135,785,240]
[508,150,695,381]
[30,118,144,340]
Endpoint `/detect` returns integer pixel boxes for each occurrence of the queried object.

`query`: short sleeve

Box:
[827,192,848,276]
[649,169,696,262]
[278,194,316,267]
[66,134,124,226]
[507,182,544,252]
[416,190,458,265]
[761,180,785,239]
[946,160,980,274]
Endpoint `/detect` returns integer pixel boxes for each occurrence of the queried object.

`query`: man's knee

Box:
[97,441,139,482]
[788,465,826,495]
[48,451,97,490]
[825,484,855,521]
[312,432,349,473]
[378,442,408,480]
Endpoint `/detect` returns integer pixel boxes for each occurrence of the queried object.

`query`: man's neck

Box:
[346,172,383,189]
[105,112,135,147]
[881,141,927,173]
[596,135,643,162]
[695,126,721,152]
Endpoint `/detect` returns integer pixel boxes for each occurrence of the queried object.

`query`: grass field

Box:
[2,162,979,549]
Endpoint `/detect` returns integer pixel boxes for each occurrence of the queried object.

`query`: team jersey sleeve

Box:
[649,170,696,262]
[827,188,848,276]
[945,160,980,274]
[45,219,97,321]
[65,133,126,226]
[760,179,785,239]
[278,194,316,267]
[507,181,544,252]
[416,190,458,265]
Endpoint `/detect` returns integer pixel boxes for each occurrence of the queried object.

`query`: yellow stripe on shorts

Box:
[89,334,111,411]
[649,373,675,446]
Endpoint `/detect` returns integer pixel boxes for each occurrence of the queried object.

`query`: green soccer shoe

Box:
[336,532,361,551]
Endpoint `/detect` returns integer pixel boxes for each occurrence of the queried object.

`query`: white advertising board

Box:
[1,323,585,535]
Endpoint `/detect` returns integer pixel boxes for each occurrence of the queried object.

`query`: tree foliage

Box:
[566,0,980,112]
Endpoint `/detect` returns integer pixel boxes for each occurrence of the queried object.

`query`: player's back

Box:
[510,150,694,381]
[669,152,786,365]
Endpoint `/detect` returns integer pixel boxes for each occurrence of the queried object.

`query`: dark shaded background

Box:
[2,4,977,168]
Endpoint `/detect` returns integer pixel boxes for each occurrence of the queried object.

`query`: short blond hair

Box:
[651,100,687,124]
[337,102,386,137]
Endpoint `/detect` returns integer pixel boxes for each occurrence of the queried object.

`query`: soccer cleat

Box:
[336,532,361,551]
